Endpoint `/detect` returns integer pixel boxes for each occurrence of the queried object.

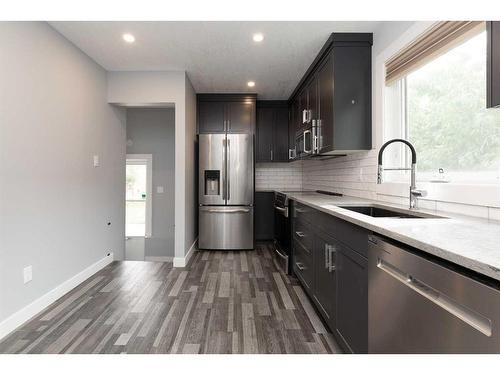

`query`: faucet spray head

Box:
[377,165,383,184]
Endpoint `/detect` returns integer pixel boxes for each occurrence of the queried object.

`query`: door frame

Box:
[126,154,153,238]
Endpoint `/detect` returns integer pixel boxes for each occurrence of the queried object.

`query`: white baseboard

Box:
[173,238,198,268]
[144,256,174,262]
[0,252,114,342]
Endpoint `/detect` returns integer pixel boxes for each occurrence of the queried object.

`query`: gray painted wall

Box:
[0,22,126,323]
[126,108,176,258]
[184,76,198,254]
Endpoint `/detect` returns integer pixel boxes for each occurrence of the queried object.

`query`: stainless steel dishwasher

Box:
[368,234,500,353]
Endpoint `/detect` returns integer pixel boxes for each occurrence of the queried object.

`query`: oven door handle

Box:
[274,243,288,261]
[274,205,288,217]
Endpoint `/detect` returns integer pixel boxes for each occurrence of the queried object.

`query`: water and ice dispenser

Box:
[204,170,220,196]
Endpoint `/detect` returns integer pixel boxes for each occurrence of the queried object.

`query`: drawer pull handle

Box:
[295,231,305,238]
[295,262,305,271]
[377,258,492,337]
[324,244,330,269]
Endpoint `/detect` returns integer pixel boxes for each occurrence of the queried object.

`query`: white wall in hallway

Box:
[0,22,126,325]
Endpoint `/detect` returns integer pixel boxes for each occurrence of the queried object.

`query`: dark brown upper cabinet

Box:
[288,33,373,157]
[487,21,500,108]
[197,94,256,134]
[198,100,226,133]
[256,101,289,162]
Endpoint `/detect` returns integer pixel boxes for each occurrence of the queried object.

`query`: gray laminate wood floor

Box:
[0,243,342,354]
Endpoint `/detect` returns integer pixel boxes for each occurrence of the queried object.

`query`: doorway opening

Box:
[125,155,152,260]
[124,107,176,262]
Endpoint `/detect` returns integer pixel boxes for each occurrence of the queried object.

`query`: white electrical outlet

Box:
[157,186,164,194]
[23,266,32,284]
[93,155,100,167]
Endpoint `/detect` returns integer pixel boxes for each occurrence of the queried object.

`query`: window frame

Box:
[376,22,500,210]
[126,154,153,238]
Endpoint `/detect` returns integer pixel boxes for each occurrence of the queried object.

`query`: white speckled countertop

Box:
[280,191,500,282]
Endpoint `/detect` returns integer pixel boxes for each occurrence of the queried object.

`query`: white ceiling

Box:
[50,21,382,99]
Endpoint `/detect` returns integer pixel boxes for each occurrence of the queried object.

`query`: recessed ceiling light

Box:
[252,33,264,42]
[247,81,256,88]
[122,33,135,43]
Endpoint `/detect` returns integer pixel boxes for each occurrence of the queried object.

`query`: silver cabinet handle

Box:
[312,120,318,153]
[303,130,312,154]
[329,245,336,272]
[296,262,305,271]
[227,138,230,201]
[302,109,308,124]
[317,119,322,151]
[288,148,296,160]
[295,231,305,238]
[274,205,288,217]
[270,149,273,161]
[324,244,330,269]
[377,258,492,336]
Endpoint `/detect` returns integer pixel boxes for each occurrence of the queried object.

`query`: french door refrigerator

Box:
[198,133,254,250]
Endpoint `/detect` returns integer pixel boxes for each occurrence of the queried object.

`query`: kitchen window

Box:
[383,24,500,186]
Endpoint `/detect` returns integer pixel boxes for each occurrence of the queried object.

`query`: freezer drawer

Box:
[199,206,254,250]
[368,235,500,353]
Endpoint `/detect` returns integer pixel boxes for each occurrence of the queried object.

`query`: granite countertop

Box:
[283,191,500,282]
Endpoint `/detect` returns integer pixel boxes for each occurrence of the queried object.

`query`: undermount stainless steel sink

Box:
[338,205,444,219]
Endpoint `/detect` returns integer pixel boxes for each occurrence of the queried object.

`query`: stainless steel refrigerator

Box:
[198,133,254,250]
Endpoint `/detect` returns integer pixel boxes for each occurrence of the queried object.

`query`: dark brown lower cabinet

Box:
[291,200,368,353]
[313,229,337,328]
[336,243,368,354]
[255,192,274,240]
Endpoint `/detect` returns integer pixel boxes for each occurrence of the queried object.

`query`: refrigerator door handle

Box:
[201,208,251,213]
[227,138,230,202]
[222,138,226,200]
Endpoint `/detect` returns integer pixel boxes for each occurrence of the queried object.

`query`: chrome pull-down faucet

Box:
[377,139,427,209]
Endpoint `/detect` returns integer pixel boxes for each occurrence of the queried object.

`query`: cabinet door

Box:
[292,97,302,137]
[227,101,255,133]
[298,89,308,132]
[317,53,334,153]
[288,105,296,160]
[313,230,337,329]
[273,106,289,162]
[336,244,368,353]
[487,21,500,108]
[307,77,318,125]
[256,106,274,162]
[255,192,274,240]
[198,100,226,133]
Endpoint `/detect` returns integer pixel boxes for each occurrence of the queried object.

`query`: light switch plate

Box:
[157,186,164,194]
[23,266,32,284]
[93,155,100,167]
